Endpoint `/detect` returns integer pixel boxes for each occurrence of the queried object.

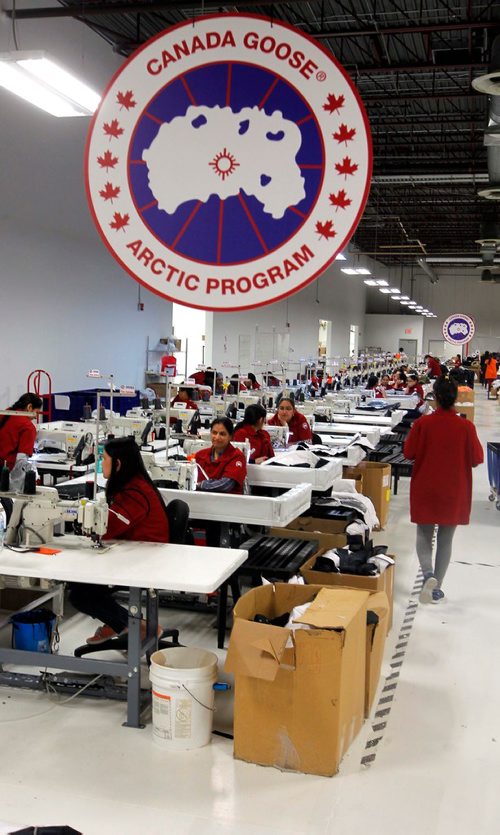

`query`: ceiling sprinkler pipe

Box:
[416,257,438,283]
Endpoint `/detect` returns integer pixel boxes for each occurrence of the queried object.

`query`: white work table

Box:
[247,456,342,491]
[314,424,382,445]
[159,482,313,526]
[0,536,246,728]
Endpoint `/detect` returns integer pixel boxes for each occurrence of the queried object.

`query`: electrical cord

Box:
[0,672,104,723]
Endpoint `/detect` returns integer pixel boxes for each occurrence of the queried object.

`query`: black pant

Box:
[68,583,129,634]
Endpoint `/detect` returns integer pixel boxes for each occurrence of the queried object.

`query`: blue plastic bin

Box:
[11,608,57,653]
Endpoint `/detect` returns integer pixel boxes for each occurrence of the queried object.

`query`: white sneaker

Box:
[419,573,438,604]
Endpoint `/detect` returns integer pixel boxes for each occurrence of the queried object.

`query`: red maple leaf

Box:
[97,150,119,170]
[110,212,129,231]
[103,119,124,140]
[329,189,352,210]
[333,123,356,144]
[117,90,136,110]
[335,156,358,177]
[316,220,336,240]
[323,93,345,114]
[99,182,121,202]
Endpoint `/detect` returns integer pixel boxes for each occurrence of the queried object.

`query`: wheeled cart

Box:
[487,442,500,510]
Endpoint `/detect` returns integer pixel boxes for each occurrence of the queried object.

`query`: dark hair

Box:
[235,403,266,432]
[433,376,458,410]
[399,371,407,385]
[407,373,418,383]
[210,416,234,436]
[247,372,257,384]
[9,393,43,411]
[366,374,379,389]
[176,387,193,399]
[104,436,163,507]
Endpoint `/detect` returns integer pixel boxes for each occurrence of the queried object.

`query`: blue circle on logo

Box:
[128,61,324,266]
[445,317,471,342]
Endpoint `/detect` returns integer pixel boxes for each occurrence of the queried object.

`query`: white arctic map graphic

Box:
[142,105,306,219]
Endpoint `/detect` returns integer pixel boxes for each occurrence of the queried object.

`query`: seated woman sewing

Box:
[195,417,247,494]
[69,436,170,645]
[233,404,274,464]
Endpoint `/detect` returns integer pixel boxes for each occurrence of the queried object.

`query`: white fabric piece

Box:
[367,554,395,574]
[261,574,304,586]
[326,490,379,530]
[330,478,358,494]
[346,520,369,537]
[320,549,340,568]
[261,449,319,468]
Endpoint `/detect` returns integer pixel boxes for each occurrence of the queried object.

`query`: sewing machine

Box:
[141,454,198,490]
[36,421,93,458]
[182,437,252,461]
[1,486,108,547]
[264,424,290,447]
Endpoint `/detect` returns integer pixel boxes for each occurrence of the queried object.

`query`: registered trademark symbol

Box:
[316,70,327,81]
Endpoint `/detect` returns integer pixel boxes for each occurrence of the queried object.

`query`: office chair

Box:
[73,499,190,658]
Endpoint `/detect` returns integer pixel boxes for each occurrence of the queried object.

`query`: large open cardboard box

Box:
[269,525,347,551]
[300,553,395,632]
[343,462,392,529]
[225,584,369,777]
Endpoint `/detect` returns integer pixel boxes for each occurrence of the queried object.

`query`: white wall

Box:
[419,268,500,356]
[0,14,172,407]
[363,315,424,356]
[211,266,366,377]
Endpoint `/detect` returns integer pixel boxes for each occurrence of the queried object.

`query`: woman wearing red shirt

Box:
[234,404,274,463]
[268,396,312,443]
[404,377,483,604]
[0,392,42,471]
[405,373,425,408]
[69,436,170,644]
[246,372,261,390]
[195,418,247,493]
[425,354,443,379]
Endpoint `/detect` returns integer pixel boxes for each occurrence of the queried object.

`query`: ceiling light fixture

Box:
[390,295,401,300]
[356,268,371,275]
[388,287,400,294]
[400,295,410,301]
[400,300,410,305]
[364,279,378,286]
[335,253,347,261]
[375,279,389,286]
[379,288,392,294]
[341,268,358,275]
[0,51,100,117]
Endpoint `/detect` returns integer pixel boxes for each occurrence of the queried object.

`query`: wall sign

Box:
[86,14,371,311]
[442,314,475,345]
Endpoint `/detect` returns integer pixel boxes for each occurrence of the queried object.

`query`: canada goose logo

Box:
[86,14,371,311]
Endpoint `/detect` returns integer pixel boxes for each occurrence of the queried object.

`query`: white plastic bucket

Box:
[150,646,218,750]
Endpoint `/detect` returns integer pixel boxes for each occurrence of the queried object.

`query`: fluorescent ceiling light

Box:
[341,268,358,275]
[356,268,371,275]
[408,303,418,308]
[390,295,401,300]
[0,51,100,117]
[335,253,347,261]
[379,288,392,294]
[415,306,423,311]
[400,295,410,301]
[375,279,389,286]
[400,300,410,305]
[388,288,400,294]
[364,279,378,286]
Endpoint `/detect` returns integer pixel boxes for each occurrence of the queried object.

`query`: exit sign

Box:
[405,328,412,334]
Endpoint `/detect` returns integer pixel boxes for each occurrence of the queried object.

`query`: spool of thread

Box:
[83,404,92,420]
[154,398,161,410]
[141,397,149,409]
[99,405,106,420]
[85,481,94,500]
[23,469,37,495]
[1,465,10,492]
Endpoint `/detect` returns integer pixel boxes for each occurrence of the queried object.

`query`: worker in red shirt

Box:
[0,392,42,471]
[245,372,261,390]
[405,373,425,408]
[268,396,312,443]
[170,386,198,411]
[404,377,483,604]
[195,417,247,494]
[68,436,170,644]
[234,404,274,463]
[424,354,443,379]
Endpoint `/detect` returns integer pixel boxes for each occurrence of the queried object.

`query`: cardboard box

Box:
[365,592,389,716]
[428,398,475,422]
[225,584,369,777]
[343,462,392,529]
[456,386,474,403]
[269,526,348,551]
[299,553,395,633]
[285,516,350,536]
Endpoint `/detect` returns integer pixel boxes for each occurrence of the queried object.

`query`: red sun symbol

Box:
[209,147,240,181]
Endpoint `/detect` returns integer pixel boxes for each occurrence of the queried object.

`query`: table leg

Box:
[123,586,144,729]
[217,581,228,649]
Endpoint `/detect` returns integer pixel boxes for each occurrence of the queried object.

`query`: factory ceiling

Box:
[8,0,499,269]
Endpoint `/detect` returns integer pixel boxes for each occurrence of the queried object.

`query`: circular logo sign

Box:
[442,314,475,345]
[85,14,372,311]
